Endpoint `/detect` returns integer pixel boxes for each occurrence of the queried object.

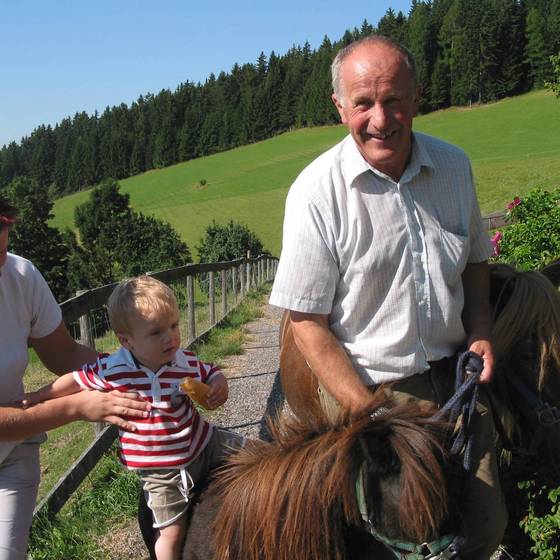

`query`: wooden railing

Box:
[34,254,278,519]
[32,208,507,519]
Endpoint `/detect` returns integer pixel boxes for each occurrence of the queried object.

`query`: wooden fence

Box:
[34,254,278,519]
[32,210,508,520]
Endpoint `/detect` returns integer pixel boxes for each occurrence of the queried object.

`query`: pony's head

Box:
[490,262,560,474]
[210,390,460,560]
[490,262,560,403]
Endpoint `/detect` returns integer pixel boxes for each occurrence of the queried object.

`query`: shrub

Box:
[493,187,560,270]
[519,480,560,560]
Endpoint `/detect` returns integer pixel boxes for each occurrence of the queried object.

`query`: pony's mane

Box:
[492,264,560,398]
[210,390,451,560]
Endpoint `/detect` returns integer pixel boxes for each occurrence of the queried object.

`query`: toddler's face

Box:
[120,307,181,372]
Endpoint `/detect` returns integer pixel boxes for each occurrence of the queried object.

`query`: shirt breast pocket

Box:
[439,228,469,287]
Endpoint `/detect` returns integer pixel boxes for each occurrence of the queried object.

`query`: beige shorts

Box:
[140,428,245,528]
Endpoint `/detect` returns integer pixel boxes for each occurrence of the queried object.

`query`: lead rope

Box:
[435,351,483,472]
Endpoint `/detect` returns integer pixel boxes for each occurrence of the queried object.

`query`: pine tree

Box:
[5,177,72,301]
[524,6,549,87]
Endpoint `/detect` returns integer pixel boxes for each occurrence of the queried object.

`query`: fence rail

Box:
[34,254,278,519]
[32,208,505,520]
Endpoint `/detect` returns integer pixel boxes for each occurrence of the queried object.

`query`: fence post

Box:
[246,255,251,293]
[221,269,227,318]
[77,290,103,436]
[77,290,96,351]
[209,271,216,326]
[186,275,195,343]
[239,263,245,298]
[232,266,238,305]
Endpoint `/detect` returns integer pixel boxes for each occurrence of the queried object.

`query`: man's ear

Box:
[117,332,132,350]
[332,93,348,124]
[413,86,422,117]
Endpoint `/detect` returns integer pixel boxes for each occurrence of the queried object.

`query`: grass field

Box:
[51,90,560,257]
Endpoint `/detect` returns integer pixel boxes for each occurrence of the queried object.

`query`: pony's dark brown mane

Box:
[210,390,451,560]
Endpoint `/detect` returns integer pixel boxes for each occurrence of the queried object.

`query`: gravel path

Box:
[210,303,285,440]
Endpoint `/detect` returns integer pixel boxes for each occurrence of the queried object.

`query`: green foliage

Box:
[196,220,266,263]
[546,53,560,97]
[69,179,191,288]
[494,188,560,270]
[5,177,72,301]
[518,480,560,560]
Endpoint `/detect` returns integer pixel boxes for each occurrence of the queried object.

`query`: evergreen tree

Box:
[71,179,191,287]
[524,6,549,87]
[5,177,72,301]
[407,1,436,110]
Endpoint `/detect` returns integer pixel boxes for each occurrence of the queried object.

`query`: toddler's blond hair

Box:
[107,276,178,334]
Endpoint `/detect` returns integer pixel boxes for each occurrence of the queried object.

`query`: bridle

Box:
[355,351,484,559]
[355,463,463,559]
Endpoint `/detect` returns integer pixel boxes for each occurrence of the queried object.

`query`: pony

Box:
[488,261,560,475]
[180,389,462,560]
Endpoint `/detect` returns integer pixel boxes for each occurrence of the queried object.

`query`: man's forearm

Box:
[290,311,375,416]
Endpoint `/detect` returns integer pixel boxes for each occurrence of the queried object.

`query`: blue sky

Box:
[0,0,411,147]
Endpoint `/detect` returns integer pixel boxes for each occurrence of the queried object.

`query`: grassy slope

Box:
[51,90,560,257]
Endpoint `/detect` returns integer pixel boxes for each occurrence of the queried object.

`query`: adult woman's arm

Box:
[29,320,97,374]
[0,390,151,441]
[0,320,151,441]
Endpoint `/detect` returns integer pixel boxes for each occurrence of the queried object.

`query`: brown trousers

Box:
[318,359,507,560]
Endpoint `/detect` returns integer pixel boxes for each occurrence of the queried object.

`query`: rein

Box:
[435,351,483,472]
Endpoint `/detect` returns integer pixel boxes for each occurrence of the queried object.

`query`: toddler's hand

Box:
[21,391,42,409]
[206,375,228,410]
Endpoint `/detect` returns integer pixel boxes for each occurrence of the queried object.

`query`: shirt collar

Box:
[117,346,181,372]
[342,132,435,187]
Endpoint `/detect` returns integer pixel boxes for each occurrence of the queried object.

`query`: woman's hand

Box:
[70,390,151,431]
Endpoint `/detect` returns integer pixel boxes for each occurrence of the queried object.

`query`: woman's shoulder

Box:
[5,252,39,277]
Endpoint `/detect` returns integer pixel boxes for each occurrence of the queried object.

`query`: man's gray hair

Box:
[331,35,418,102]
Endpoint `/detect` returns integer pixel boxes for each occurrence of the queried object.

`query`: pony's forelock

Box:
[210,391,453,559]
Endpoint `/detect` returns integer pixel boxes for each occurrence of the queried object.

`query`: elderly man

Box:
[270,36,507,559]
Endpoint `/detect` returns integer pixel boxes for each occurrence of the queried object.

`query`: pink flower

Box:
[506,196,521,211]
[491,231,502,257]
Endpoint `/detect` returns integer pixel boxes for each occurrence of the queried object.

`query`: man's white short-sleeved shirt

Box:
[0,253,61,462]
[270,132,493,384]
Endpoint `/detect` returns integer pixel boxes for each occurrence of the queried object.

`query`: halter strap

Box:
[355,464,463,559]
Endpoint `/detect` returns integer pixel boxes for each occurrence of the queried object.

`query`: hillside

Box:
[52,90,560,257]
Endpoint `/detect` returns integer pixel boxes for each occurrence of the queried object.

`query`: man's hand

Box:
[71,390,151,431]
[206,374,228,410]
[467,338,494,384]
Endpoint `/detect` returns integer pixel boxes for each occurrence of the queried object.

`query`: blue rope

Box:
[435,351,483,472]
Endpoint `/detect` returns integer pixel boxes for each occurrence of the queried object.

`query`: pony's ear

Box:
[359,432,399,476]
[541,259,560,289]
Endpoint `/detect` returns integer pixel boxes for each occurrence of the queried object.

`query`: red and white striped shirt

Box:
[73,347,220,470]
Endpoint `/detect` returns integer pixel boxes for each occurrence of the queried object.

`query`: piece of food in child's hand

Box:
[180,377,210,409]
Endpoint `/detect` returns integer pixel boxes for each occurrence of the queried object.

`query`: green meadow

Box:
[51,90,560,257]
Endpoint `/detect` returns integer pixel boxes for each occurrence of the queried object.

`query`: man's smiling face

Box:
[332,42,419,182]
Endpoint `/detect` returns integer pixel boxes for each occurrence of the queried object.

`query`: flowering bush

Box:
[493,187,560,270]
